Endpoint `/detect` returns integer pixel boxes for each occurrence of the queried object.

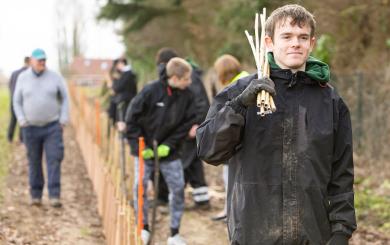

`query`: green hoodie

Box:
[267,52,330,82]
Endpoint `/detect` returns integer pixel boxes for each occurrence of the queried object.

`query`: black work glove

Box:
[327,232,349,245]
[237,77,275,107]
[226,77,276,115]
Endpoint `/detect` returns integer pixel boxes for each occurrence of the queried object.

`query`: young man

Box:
[125,57,195,245]
[7,56,30,142]
[13,49,69,208]
[112,58,137,131]
[197,4,356,245]
[180,57,211,208]
[150,48,211,210]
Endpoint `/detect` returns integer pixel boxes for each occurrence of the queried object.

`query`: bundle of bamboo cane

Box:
[245,8,276,117]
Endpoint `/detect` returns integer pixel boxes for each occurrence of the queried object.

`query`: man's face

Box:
[116,61,125,71]
[168,72,192,90]
[31,58,46,73]
[265,17,315,71]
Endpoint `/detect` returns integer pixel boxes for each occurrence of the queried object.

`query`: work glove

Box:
[237,77,275,107]
[327,232,349,245]
[116,121,126,132]
[142,148,154,160]
[157,144,170,158]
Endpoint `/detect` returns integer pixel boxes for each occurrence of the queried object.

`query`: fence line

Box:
[332,71,390,162]
[68,82,139,245]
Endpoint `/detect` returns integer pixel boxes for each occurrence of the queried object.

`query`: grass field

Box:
[0,87,11,202]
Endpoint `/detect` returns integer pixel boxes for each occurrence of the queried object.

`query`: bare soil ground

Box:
[0,127,105,245]
[152,164,229,245]
[0,125,388,245]
[0,126,229,245]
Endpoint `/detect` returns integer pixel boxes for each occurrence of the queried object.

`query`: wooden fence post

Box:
[137,137,145,238]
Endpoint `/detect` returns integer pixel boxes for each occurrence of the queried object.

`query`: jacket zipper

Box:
[288,73,298,88]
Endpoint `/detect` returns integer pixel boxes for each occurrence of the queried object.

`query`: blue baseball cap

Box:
[31,48,47,60]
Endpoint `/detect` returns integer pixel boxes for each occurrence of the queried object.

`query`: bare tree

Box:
[54,0,85,74]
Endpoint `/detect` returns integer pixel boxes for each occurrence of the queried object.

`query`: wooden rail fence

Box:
[68,82,141,245]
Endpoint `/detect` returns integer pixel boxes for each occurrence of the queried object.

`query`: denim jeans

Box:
[22,121,64,199]
[133,157,185,229]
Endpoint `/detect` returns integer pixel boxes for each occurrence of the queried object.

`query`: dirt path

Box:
[0,127,105,245]
[0,125,229,245]
[0,124,387,245]
[152,173,229,245]
[350,227,390,245]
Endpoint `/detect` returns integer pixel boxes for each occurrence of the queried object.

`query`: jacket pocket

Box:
[303,187,332,244]
[228,182,283,245]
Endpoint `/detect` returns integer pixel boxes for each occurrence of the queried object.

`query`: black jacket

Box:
[196,69,356,244]
[189,67,210,124]
[125,76,196,161]
[179,66,210,169]
[9,66,28,98]
[112,69,137,104]
[112,69,137,121]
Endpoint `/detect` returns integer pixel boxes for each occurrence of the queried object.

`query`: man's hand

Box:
[19,120,29,127]
[157,144,170,158]
[116,121,126,132]
[237,77,275,107]
[142,148,154,160]
[188,124,199,138]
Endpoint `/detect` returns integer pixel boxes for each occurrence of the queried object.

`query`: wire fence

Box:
[332,69,390,166]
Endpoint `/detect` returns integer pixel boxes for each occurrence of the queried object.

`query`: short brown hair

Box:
[265,4,316,38]
[166,57,192,79]
[214,54,242,85]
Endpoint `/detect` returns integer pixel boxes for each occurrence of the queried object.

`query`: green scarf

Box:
[267,52,330,82]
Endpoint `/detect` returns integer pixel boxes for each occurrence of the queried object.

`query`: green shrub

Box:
[0,88,11,202]
[312,34,335,65]
[355,178,390,233]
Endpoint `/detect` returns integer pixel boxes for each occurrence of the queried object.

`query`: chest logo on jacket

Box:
[156,102,165,107]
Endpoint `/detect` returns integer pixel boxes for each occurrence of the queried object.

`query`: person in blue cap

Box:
[13,48,69,208]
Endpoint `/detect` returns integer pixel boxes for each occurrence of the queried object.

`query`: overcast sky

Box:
[0,0,124,77]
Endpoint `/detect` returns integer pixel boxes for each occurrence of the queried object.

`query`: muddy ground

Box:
[0,126,388,244]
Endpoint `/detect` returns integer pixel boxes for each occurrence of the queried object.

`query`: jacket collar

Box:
[267,52,330,83]
[270,68,314,87]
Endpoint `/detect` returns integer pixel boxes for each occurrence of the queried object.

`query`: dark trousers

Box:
[181,139,208,188]
[157,139,208,203]
[22,121,64,199]
[7,104,22,142]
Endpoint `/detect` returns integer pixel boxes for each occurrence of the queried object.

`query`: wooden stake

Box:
[137,137,145,237]
[264,91,270,108]
[245,30,260,73]
[259,105,265,117]
[255,13,261,78]
[270,96,277,112]
[256,93,262,107]
[260,90,266,104]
